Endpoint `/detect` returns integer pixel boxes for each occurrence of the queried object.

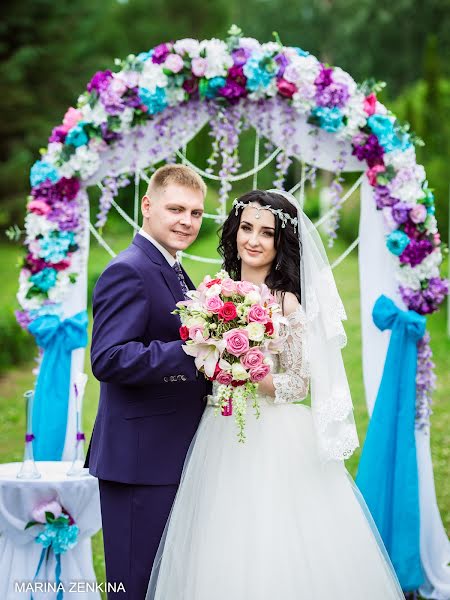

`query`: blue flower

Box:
[30,268,58,292]
[138,86,168,114]
[386,230,410,255]
[137,49,153,62]
[65,122,89,147]
[30,161,60,187]
[294,47,309,57]
[39,231,75,263]
[243,54,276,92]
[367,115,411,153]
[311,106,344,132]
[36,520,79,555]
[205,76,226,98]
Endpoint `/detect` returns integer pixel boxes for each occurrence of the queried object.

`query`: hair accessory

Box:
[232,199,298,233]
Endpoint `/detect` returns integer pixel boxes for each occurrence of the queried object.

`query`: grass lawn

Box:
[0,217,449,596]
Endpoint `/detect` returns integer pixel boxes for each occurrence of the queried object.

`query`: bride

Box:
[146,189,405,599]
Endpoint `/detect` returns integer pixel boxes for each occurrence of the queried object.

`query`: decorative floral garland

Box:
[16,26,448,418]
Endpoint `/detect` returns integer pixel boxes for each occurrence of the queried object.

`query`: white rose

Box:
[245,290,261,305]
[205,283,222,298]
[185,316,207,328]
[232,363,250,381]
[246,322,265,342]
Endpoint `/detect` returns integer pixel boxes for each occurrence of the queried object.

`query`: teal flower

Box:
[30,268,58,292]
[138,86,168,114]
[294,47,309,57]
[30,161,60,187]
[137,49,153,62]
[386,230,410,255]
[243,54,276,92]
[310,106,344,132]
[367,115,411,153]
[205,76,226,98]
[39,231,75,263]
[66,122,89,147]
[36,518,79,555]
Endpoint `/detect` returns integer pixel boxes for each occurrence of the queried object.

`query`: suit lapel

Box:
[181,264,195,291]
[160,262,186,304]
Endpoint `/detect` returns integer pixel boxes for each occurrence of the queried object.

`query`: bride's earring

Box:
[275,261,281,271]
[237,252,241,260]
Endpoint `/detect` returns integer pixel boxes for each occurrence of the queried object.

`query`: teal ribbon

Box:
[30,546,63,599]
[28,311,88,460]
[356,294,425,591]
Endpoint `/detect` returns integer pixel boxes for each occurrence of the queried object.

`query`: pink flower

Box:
[31,499,62,524]
[28,200,51,215]
[223,329,250,357]
[62,107,83,132]
[179,325,189,341]
[277,78,297,98]
[249,363,270,383]
[220,278,237,296]
[205,295,224,314]
[236,280,255,296]
[265,320,274,336]
[216,370,233,385]
[218,301,237,322]
[240,348,265,370]
[189,324,207,340]
[363,93,377,116]
[248,304,269,324]
[367,164,385,186]
[191,57,207,77]
[164,53,184,73]
[409,204,427,224]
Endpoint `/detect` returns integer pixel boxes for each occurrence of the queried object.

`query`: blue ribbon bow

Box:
[28,311,88,460]
[356,295,425,591]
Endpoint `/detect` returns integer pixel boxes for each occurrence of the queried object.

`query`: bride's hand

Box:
[257,374,275,398]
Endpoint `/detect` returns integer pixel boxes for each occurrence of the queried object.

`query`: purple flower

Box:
[49,126,67,143]
[15,310,32,330]
[47,201,80,231]
[152,43,172,64]
[100,123,123,144]
[275,53,289,78]
[219,79,247,101]
[182,78,199,96]
[352,133,385,167]
[231,47,251,67]
[87,70,113,93]
[400,278,448,314]
[315,65,334,89]
[316,82,349,108]
[31,180,61,204]
[399,238,433,267]
[374,186,397,209]
[55,177,80,201]
[392,202,410,224]
[403,219,422,240]
[123,87,141,108]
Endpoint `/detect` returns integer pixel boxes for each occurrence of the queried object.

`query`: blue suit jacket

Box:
[85,233,211,485]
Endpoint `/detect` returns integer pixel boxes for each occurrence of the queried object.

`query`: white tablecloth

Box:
[0,461,102,599]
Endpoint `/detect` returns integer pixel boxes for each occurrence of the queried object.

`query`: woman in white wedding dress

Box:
[146,189,405,600]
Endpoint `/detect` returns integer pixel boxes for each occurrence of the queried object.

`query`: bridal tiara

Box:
[232,199,298,233]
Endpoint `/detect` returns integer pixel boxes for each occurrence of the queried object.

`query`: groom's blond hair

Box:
[147,164,207,198]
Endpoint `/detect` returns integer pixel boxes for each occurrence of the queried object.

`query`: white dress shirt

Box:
[138,228,177,267]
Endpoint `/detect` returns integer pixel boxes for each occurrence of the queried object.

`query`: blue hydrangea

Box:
[311,106,344,132]
[205,76,226,98]
[30,161,60,187]
[36,520,79,555]
[39,231,75,263]
[30,268,58,292]
[294,47,309,57]
[138,86,168,114]
[137,49,153,62]
[243,54,276,91]
[65,122,89,147]
[386,230,410,256]
[367,115,411,153]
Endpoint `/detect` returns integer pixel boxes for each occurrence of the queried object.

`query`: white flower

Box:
[173,38,201,58]
[332,67,357,96]
[246,322,265,342]
[425,214,437,234]
[119,107,134,132]
[232,363,250,381]
[139,62,168,92]
[44,142,64,167]
[261,41,281,54]
[200,39,233,79]
[17,270,40,310]
[204,283,222,298]
[383,146,417,171]
[185,315,207,328]
[341,91,367,137]
[248,78,277,101]
[165,86,186,107]
[81,101,108,126]
[25,213,56,242]
[375,101,388,115]
[239,37,261,52]
[292,83,316,114]
[389,168,426,204]
[284,55,320,87]
[245,290,261,305]
[396,249,442,290]
[48,271,74,303]
[59,146,101,181]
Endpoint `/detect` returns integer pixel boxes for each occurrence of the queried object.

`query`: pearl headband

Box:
[232,199,298,233]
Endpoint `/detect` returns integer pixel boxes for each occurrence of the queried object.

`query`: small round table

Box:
[0,461,102,599]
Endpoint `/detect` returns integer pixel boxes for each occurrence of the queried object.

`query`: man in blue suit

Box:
[85,164,211,598]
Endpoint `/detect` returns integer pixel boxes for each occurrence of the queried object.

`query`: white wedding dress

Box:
[146,306,405,599]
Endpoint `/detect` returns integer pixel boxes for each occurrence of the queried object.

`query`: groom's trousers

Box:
[98,479,178,599]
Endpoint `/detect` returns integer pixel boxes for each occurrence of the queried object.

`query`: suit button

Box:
[170,376,175,382]
[181,375,187,381]
[163,376,168,383]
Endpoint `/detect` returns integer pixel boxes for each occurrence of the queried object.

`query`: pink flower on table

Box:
[240,348,265,370]
[62,107,83,132]
[28,200,51,216]
[409,204,427,224]
[164,53,184,73]
[223,328,250,357]
[363,93,377,116]
[216,370,233,385]
[236,280,255,296]
[367,164,385,187]
[249,363,270,383]
[221,278,237,297]
[191,57,207,77]
[277,78,297,98]
[205,295,224,314]
[32,499,62,524]
[248,304,269,324]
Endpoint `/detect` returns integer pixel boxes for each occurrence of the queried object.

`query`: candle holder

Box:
[17,390,41,479]
[67,374,88,477]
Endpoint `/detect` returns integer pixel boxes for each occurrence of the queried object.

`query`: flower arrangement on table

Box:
[174,270,285,442]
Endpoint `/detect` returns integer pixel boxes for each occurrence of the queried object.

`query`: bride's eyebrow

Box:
[241,220,275,231]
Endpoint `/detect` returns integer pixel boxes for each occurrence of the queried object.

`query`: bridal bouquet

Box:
[174,270,285,442]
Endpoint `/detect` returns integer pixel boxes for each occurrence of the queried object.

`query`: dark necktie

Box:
[173,261,189,298]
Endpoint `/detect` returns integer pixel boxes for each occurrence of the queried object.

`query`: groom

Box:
[85,164,211,598]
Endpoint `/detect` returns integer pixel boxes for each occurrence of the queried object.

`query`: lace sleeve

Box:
[272,305,310,404]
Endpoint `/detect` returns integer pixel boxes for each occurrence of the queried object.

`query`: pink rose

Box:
[265,320,274,336]
[179,325,189,341]
[205,295,224,314]
[218,302,237,322]
[189,324,208,340]
[164,53,184,73]
[240,348,265,370]
[363,93,377,116]
[191,57,207,77]
[249,363,270,383]
[277,78,297,98]
[216,370,233,385]
[223,329,250,357]
[236,280,255,296]
[32,499,62,524]
[247,304,269,324]
[62,107,83,132]
[367,164,385,187]
[221,278,237,297]
[409,204,427,224]
[28,200,51,215]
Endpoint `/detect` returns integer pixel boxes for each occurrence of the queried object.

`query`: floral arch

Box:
[15,27,448,594]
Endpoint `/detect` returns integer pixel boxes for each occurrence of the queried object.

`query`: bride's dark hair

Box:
[218,190,301,303]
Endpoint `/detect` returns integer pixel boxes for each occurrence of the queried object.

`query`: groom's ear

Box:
[142,194,151,218]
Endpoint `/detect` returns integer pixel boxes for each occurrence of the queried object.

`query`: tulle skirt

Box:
[147,399,405,599]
